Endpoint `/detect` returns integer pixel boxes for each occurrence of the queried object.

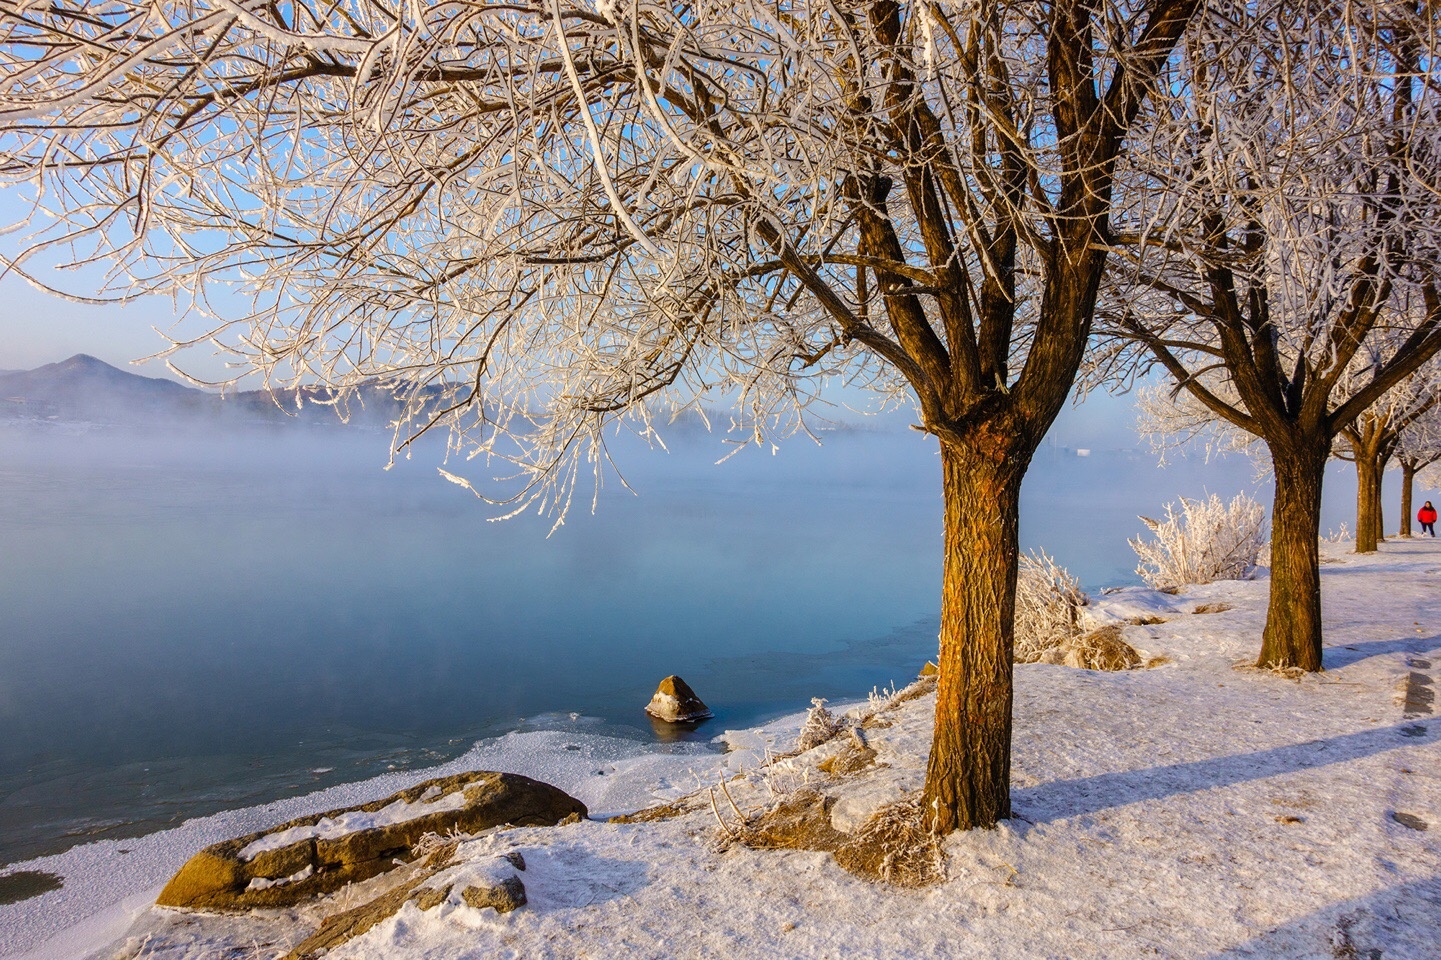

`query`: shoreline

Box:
[0,696,822,959]
[0,615,944,873]
[7,540,1440,959]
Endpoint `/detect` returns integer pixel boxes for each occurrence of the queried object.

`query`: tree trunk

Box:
[1355,451,1382,553]
[1258,442,1328,671]
[1401,462,1416,537]
[1376,478,1385,542]
[923,439,1026,832]
[1377,449,1391,542]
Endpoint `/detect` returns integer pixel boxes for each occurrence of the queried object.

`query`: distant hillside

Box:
[0,354,440,427]
[226,381,440,426]
[0,354,209,421]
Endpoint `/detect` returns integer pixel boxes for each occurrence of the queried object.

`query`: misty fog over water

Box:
[0,419,1371,866]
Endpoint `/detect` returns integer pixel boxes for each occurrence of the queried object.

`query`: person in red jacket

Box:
[1419,501,1437,537]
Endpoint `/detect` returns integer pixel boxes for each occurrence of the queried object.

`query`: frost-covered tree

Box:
[1099,0,1441,671]
[1334,354,1441,551]
[1395,402,1441,537]
[0,0,1200,831]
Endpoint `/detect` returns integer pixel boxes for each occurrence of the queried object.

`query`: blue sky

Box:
[0,271,208,374]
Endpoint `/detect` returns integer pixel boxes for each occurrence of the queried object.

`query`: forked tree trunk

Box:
[1355,452,1382,553]
[923,438,1027,832]
[1258,442,1329,671]
[1400,462,1416,537]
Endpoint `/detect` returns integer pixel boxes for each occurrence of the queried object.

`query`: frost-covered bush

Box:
[1013,550,1089,663]
[796,698,843,751]
[1130,494,1267,591]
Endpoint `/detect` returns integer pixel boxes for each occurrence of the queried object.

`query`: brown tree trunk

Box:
[1355,451,1382,553]
[1377,449,1391,541]
[1258,442,1328,671]
[1400,462,1416,537]
[923,438,1026,832]
[1376,477,1385,542]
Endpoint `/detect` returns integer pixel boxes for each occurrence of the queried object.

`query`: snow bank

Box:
[327,544,1439,960]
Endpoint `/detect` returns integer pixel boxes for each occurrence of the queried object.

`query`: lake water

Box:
[0,417,1367,869]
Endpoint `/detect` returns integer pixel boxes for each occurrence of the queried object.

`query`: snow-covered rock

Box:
[154,771,584,911]
[644,675,713,722]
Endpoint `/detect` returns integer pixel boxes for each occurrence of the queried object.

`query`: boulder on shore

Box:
[645,675,713,723]
[460,872,527,913]
[156,771,587,911]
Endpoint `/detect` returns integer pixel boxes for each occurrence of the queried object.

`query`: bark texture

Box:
[1355,452,1383,553]
[1376,453,1387,541]
[924,440,1026,832]
[1400,461,1417,536]
[1258,443,1328,671]
[1343,418,1391,553]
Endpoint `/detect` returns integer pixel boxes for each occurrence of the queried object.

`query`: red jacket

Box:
[1420,505,1437,524]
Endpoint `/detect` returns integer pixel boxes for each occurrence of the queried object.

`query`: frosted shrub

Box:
[1130,494,1267,591]
[1013,550,1089,663]
[796,698,843,751]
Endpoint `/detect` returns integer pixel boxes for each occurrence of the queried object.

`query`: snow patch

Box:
[239,792,471,860]
[244,865,314,892]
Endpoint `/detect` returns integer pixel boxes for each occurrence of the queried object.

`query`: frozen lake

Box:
[0,416,1364,868]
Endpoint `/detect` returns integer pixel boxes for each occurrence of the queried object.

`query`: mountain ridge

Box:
[0,354,421,426]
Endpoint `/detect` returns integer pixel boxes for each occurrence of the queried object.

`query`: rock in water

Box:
[156,771,586,911]
[645,675,713,722]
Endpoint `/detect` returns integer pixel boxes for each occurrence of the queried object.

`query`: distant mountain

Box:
[0,354,442,427]
[225,380,439,427]
[0,354,209,421]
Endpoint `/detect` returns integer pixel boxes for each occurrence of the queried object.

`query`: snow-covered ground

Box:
[6,540,1440,959]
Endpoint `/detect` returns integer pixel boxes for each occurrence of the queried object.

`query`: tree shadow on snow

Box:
[1012,721,1432,825]
[1323,634,1440,669]
[522,843,653,910]
[1196,874,1441,960]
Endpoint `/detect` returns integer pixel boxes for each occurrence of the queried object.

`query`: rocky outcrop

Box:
[282,849,530,960]
[282,844,459,960]
[645,675,712,722]
[416,854,530,914]
[157,771,586,911]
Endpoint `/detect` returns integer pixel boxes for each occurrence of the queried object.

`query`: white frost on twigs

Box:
[1013,549,1089,663]
[1130,494,1267,592]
